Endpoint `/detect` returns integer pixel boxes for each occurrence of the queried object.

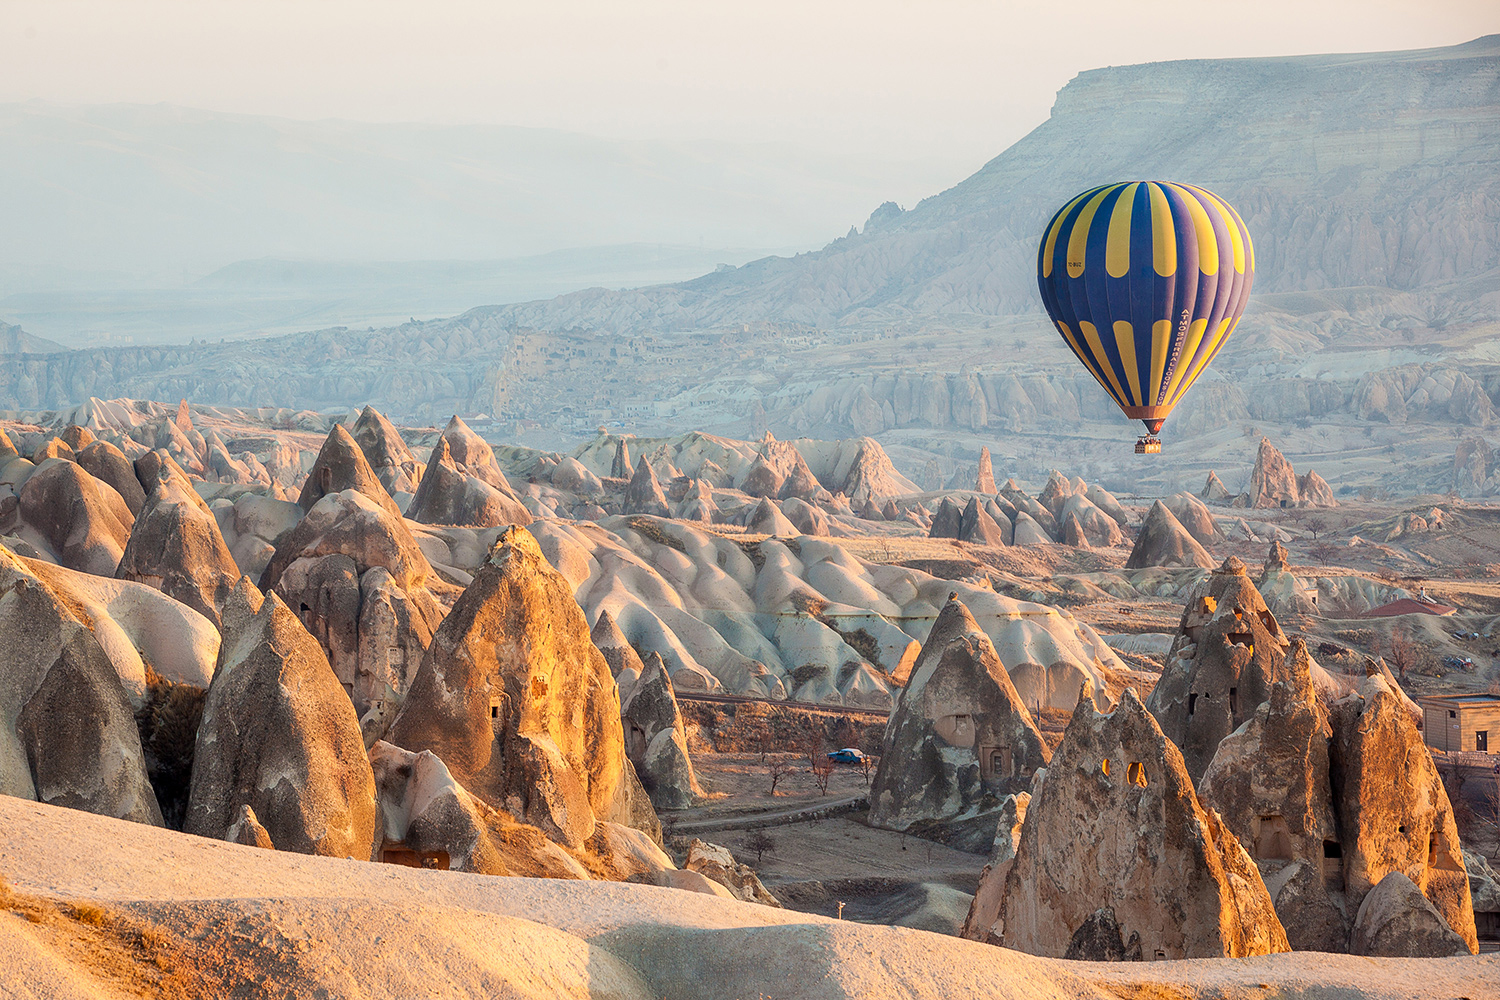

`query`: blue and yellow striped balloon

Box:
[1036,181,1254,440]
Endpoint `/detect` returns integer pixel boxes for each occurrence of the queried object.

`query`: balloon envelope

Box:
[1035,182,1254,435]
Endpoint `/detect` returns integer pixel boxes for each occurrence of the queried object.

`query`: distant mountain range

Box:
[489,35,1500,338]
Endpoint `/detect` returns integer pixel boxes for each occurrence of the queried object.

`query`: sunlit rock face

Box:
[1328,671,1477,955]
[993,687,1289,961]
[868,596,1050,852]
[1197,639,1346,952]
[1147,557,1292,782]
[386,526,653,850]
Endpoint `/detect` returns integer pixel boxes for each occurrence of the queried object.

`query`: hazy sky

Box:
[2,1,1496,180]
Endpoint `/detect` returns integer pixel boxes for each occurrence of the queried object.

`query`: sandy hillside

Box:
[1,797,1494,1000]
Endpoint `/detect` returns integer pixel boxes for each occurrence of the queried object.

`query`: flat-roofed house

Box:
[1420,693,1500,754]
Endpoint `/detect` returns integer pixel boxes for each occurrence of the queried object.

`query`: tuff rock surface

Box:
[868,596,1049,851]
[993,687,1289,960]
[185,580,379,858]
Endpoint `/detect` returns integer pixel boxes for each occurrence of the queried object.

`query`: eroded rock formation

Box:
[1125,501,1214,570]
[0,543,163,827]
[868,596,1049,851]
[386,526,655,849]
[1147,557,1292,781]
[185,580,378,858]
[992,687,1289,960]
[621,652,703,810]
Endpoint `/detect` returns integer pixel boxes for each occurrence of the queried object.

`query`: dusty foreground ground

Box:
[2,797,1494,1000]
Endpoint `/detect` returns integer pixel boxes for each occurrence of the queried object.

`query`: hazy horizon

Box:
[4,1,1495,181]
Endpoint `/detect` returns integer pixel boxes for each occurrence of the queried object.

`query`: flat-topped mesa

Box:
[975,447,997,494]
[298,423,403,519]
[351,405,423,495]
[185,580,378,859]
[116,448,240,629]
[1125,500,1214,570]
[407,436,533,528]
[1147,556,1292,782]
[993,687,1289,960]
[386,526,656,850]
[621,652,704,810]
[622,454,670,517]
[0,543,163,827]
[1197,639,1347,952]
[868,596,1050,852]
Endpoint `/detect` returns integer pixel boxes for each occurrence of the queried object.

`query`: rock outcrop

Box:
[407,437,532,528]
[368,741,598,879]
[1125,501,1214,570]
[1257,539,1318,617]
[621,653,703,810]
[438,416,520,494]
[992,687,1289,960]
[683,839,780,906]
[351,405,423,495]
[0,544,163,826]
[592,609,646,699]
[1249,438,1335,508]
[76,439,147,515]
[1147,557,1292,781]
[116,450,239,628]
[386,526,653,849]
[298,424,403,519]
[622,455,671,517]
[1349,871,1471,957]
[868,596,1049,852]
[975,447,997,494]
[1196,639,1345,951]
[185,580,378,858]
[958,792,1029,944]
[14,458,134,576]
[1329,669,1477,953]
[1201,470,1232,504]
[259,489,446,728]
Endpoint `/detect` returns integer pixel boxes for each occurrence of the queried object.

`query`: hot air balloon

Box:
[1036,182,1253,454]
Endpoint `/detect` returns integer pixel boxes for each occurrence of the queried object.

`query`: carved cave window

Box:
[1127,762,1147,787]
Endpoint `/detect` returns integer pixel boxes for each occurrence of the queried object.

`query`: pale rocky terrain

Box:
[0,393,1496,995]
[3,796,1496,1000]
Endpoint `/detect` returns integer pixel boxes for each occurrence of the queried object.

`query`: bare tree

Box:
[767,756,795,795]
[860,753,876,787]
[812,758,835,796]
[742,829,777,866]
